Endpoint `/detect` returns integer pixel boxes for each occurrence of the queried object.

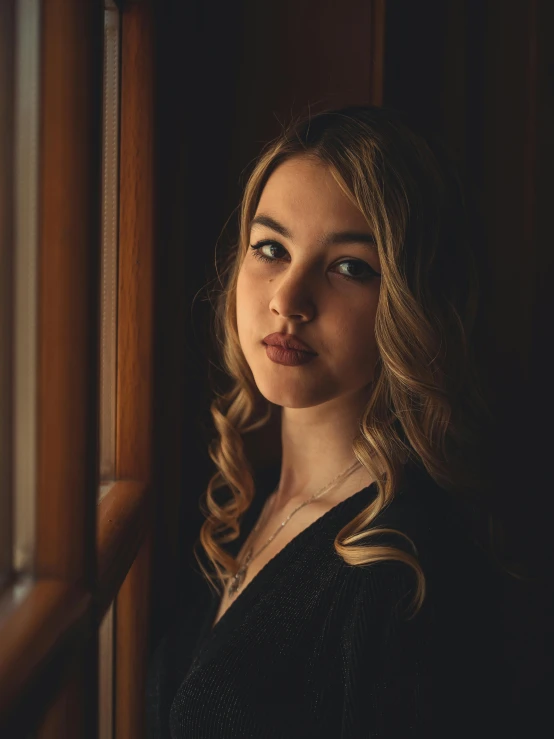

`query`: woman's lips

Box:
[262,332,316,353]
[264,344,317,366]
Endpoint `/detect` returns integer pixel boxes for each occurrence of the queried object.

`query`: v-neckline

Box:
[205,478,378,640]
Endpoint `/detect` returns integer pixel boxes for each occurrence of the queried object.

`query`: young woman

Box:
[146,105,514,738]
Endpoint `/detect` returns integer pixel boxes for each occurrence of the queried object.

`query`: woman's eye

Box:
[251,241,284,263]
[249,240,380,282]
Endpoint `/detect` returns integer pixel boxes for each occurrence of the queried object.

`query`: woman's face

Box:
[236,155,381,410]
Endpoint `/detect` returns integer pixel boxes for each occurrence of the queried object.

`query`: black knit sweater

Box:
[145,463,513,738]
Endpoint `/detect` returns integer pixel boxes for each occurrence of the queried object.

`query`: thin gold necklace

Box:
[227,459,362,598]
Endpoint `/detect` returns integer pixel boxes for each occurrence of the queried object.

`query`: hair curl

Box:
[193,104,519,621]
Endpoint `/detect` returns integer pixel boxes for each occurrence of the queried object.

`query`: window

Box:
[0,1,155,736]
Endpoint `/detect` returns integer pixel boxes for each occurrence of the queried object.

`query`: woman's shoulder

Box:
[349,464,504,615]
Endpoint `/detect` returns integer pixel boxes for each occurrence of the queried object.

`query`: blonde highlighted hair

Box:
[193,105,513,620]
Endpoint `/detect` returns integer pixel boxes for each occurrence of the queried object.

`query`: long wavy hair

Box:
[193,104,515,621]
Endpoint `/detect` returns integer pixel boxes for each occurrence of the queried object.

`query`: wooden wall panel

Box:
[383,1,553,734]
[151,3,552,735]
[150,0,387,648]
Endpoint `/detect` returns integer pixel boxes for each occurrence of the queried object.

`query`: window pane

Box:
[99,4,121,491]
[0,0,15,593]
[13,0,41,580]
[98,6,121,739]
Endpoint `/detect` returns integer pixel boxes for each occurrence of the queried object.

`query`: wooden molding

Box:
[0,580,92,736]
[36,0,103,583]
[114,1,156,737]
[96,479,151,622]
[0,478,151,736]
[116,0,155,483]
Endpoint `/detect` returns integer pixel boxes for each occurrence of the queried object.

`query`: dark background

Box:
[149,1,553,733]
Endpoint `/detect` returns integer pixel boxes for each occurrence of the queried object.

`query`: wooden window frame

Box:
[0,1,156,737]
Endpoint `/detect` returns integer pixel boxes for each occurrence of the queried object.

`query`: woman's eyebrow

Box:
[250,213,376,250]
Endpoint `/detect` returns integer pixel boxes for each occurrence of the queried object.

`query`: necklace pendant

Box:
[228,547,252,598]
[228,563,248,597]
